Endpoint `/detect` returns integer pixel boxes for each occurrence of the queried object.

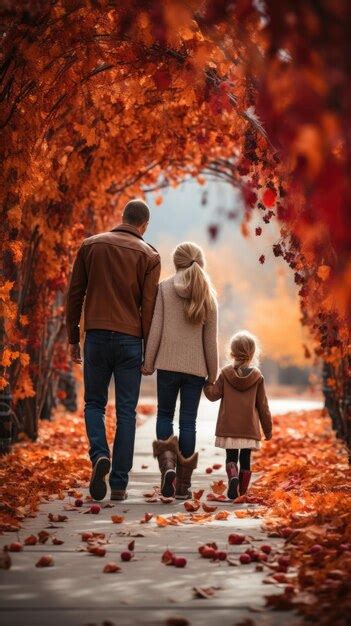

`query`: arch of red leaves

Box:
[0,1,350,452]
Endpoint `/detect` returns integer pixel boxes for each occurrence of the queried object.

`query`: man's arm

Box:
[142,286,163,373]
[66,245,88,356]
[141,254,161,343]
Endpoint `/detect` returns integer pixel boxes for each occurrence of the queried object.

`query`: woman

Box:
[142,242,218,499]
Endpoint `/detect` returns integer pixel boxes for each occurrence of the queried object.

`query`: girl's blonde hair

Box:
[173,241,216,325]
[230,330,261,373]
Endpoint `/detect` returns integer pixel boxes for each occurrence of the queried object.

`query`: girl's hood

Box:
[173,271,191,299]
[222,365,262,391]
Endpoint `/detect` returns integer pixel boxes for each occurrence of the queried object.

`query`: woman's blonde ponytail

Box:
[173,242,216,325]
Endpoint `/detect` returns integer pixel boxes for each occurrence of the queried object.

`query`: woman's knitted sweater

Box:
[143,273,218,381]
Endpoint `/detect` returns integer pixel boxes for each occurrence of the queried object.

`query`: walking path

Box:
[0,398,321,626]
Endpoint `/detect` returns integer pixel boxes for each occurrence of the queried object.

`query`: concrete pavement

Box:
[0,398,321,626]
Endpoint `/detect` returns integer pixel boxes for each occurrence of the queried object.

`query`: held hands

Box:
[141,364,153,376]
[70,343,82,364]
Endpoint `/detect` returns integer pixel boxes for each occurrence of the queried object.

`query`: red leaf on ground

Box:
[193,489,204,500]
[36,555,54,567]
[48,513,67,523]
[207,493,227,502]
[202,503,217,513]
[111,515,124,524]
[103,562,121,573]
[161,549,174,565]
[24,535,38,545]
[193,586,221,599]
[183,500,200,512]
[211,480,226,495]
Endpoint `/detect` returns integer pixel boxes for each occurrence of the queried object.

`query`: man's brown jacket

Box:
[66,224,161,345]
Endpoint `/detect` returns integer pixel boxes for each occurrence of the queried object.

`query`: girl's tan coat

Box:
[204,366,272,441]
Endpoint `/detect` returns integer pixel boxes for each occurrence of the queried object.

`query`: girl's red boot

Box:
[226,462,239,500]
[239,469,252,495]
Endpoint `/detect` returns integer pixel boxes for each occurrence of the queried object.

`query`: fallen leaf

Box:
[38,530,51,544]
[215,510,230,520]
[52,537,64,545]
[183,500,200,512]
[193,586,221,599]
[211,480,226,495]
[162,549,175,565]
[207,493,227,502]
[48,513,67,523]
[103,562,121,573]
[24,534,38,545]
[193,489,204,500]
[36,555,54,567]
[140,513,153,524]
[202,503,217,513]
[111,515,124,524]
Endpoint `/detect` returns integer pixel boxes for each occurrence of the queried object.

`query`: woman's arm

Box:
[203,302,219,383]
[204,373,224,401]
[143,285,164,373]
[256,378,272,439]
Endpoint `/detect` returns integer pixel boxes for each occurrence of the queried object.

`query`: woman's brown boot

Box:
[239,469,252,495]
[152,436,178,498]
[175,451,198,500]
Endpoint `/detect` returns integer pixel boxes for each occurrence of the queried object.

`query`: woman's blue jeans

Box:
[156,369,205,458]
[84,330,142,490]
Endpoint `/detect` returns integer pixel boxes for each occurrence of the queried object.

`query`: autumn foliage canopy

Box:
[0,1,350,442]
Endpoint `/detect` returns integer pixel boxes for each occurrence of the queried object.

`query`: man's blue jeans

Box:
[156,370,205,458]
[84,330,142,490]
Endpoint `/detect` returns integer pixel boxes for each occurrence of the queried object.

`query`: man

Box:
[66,199,160,501]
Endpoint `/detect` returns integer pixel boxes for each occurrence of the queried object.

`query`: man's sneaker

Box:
[89,456,111,501]
[111,489,128,501]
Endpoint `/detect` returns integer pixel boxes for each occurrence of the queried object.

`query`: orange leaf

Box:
[111,515,124,524]
[184,500,201,512]
[103,562,121,573]
[35,555,54,567]
[215,510,230,520]
[211,480,226,495]
[140,513,153,524]
[193,489,204,500]
[207,493,227,502]
[202,503,217,513]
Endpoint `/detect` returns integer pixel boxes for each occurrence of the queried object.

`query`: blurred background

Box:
[141,178,320,399]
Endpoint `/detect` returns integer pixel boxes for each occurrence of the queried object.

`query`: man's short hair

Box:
[122,199,150,226]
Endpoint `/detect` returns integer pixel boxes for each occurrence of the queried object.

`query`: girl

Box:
[142,242,218,499]
[204,331,272,500]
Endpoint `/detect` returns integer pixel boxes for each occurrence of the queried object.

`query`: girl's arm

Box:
[203,302,219,383]
[143,285,164,373]
[204,373,224,401]
[256,378,272,439]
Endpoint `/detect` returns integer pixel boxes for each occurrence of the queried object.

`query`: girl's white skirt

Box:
[215,437,261,450]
